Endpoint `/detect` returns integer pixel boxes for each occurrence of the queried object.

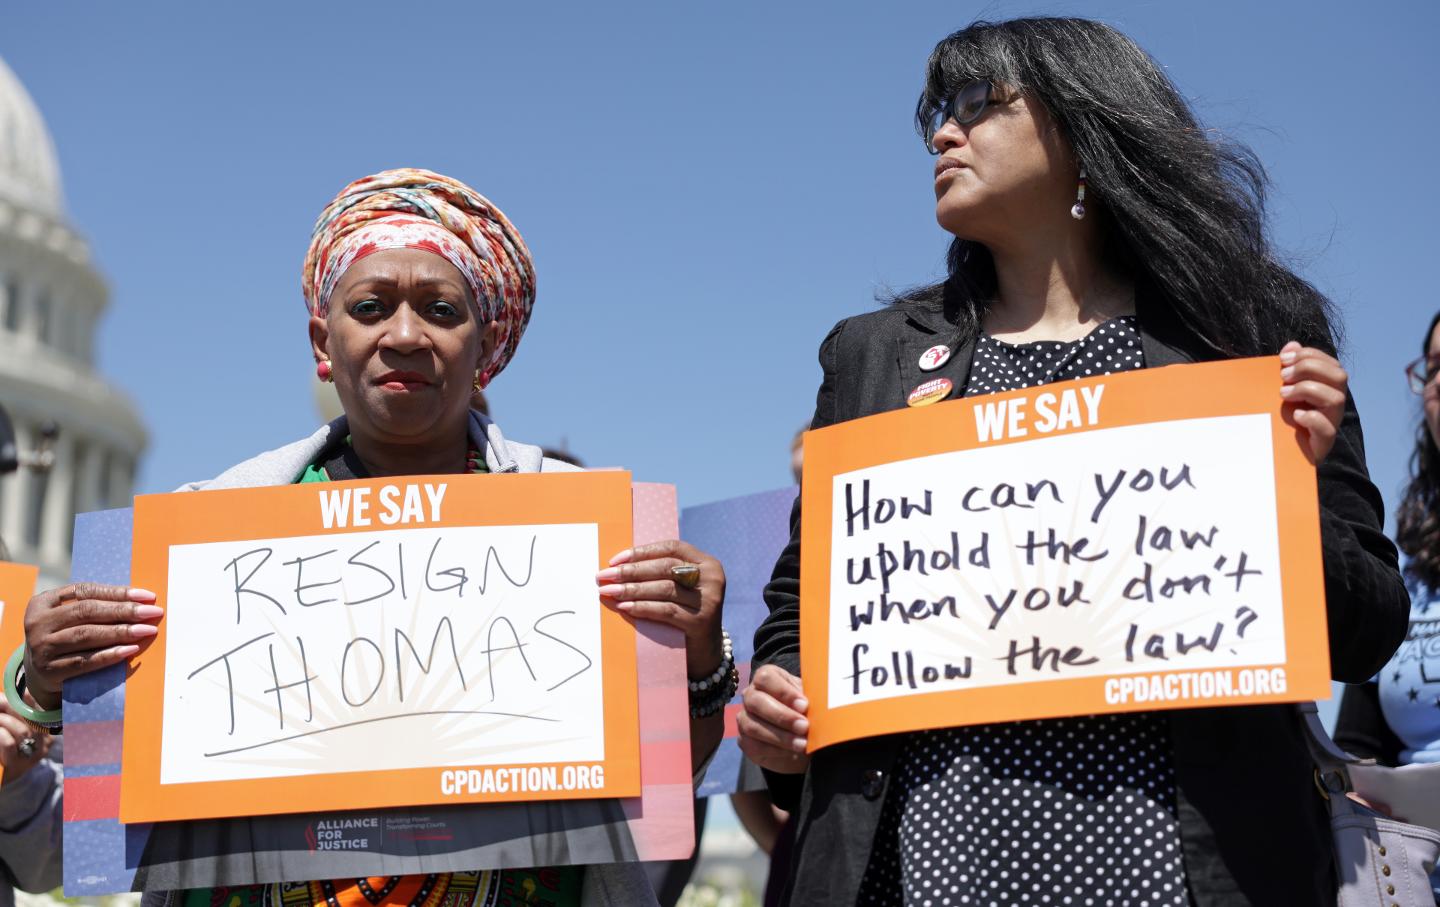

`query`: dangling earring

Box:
[316,359,333,382]
[472,370,485,393]
[1070,169,1087,220]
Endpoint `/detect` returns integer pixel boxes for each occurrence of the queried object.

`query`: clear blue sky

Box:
[4,1,1437,517]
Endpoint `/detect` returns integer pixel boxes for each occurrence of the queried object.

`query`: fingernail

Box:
[117,645,141,658]
[1280,366,1294,380]
[595,567,621,582]
[597,584,625,597]
[1279,385,1294,398]
[615,602,634,613]
[130,624,159,638]
[1279,351,1297,365]
[133,605,164,620]
[793,698,809,712]
[608,549,633,566]
[791,737,808,752]
[128,588,157,602]
[793,718,809,734]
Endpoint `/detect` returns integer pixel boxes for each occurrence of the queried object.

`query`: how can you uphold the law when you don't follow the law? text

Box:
[798,357,1330,751]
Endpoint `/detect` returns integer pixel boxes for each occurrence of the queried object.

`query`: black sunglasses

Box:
[924,80,997,154]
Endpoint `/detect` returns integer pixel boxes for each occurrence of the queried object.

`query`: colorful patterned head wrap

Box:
[302,168,536,388]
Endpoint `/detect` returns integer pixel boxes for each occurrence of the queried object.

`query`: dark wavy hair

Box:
[896,17,1338,359]
[1396,312,1440,590]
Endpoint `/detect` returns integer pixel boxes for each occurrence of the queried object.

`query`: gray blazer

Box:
[0,740,62,907]
[755,297,1409,906]
[143,411,658,907]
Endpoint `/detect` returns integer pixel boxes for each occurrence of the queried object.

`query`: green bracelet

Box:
[4,644,62,729]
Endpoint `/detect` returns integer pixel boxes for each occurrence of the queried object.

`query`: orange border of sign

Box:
[120,471,639,823]
[799,357,1329,751]
[0,561,38,786]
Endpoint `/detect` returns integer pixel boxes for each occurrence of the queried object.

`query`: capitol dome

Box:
[0,57,64,220]
[0,55,146,588]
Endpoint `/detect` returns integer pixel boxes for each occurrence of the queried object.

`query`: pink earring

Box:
[1070,169,1087,220]
[316,360,332,382]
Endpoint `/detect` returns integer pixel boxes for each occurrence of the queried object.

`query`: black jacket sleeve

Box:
[1315,393,1409,683]
[753,319,844,678]
[1333,681,1404,765]
[753,319,844,811]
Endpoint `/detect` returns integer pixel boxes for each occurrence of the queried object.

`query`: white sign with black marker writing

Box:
[828,412,1285,708]
[160,518,604,785]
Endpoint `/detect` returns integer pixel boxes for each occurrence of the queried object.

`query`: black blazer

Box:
[754,297,1409,906]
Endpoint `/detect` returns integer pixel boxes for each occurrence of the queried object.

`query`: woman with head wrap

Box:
[14,169,727,907]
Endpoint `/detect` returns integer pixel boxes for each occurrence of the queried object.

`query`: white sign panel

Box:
[828,414,1285,708]
[161,523,604,784]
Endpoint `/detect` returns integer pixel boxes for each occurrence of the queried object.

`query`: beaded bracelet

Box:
[688,629,739,719]
[4,644,63,731]
[688,629,734,694]
[689,664,739,720]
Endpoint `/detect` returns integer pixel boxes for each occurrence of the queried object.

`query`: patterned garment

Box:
[857,316,1190,906]
[180,870,581,907]
[1376,576,1440,764]
[302,168,536,388]
[1374,579,1440,907]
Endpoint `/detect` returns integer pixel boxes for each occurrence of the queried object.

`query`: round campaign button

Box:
[906,377,953,407]
[918,344,952,372]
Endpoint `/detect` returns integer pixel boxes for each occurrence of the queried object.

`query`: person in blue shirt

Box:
[1337,311,1440,764]
[1336,310,1440,898]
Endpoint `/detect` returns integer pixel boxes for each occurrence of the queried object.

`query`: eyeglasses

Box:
[1405,356,1440,394]
[924,80,997,154]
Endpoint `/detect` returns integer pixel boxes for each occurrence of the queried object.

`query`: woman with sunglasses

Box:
[1334,312,1440,899]
[739,17,1407,906]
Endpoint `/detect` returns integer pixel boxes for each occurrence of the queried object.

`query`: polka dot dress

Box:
[857,316,1189,906]
[964,315,1146,393]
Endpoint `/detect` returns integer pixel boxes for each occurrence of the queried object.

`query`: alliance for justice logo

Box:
[305,817,380,852]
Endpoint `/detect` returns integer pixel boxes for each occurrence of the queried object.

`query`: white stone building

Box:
[0,55,146,588]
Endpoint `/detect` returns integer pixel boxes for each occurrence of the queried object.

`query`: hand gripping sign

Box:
[120,471,640,823]
[799,357,1329,752]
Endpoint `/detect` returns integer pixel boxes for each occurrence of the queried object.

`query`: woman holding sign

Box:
[1335,311,1440,896]
[12,170,730,906]
[743,17,1408,906]
[1337,311,1440,769]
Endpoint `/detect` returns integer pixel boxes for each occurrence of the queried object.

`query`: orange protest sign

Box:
[800,357,1328,752]
[0,561,37,785]
[0,563,35,659]
[120,471,640,823]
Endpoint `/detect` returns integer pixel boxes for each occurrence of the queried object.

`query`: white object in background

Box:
[1349,761,1440,832]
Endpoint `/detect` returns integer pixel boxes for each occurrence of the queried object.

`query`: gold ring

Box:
[670,564,702,590]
